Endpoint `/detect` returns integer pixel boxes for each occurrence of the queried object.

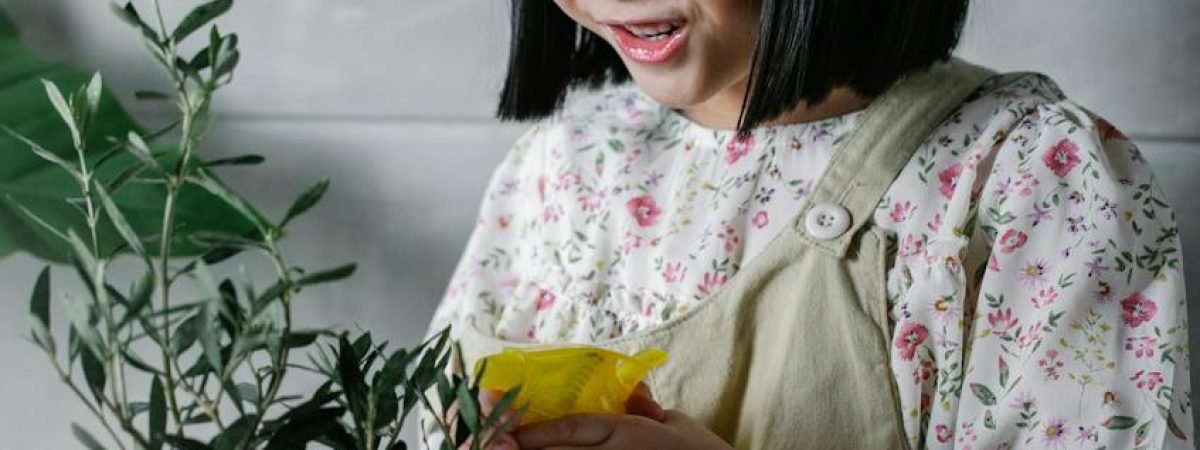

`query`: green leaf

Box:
[296,263,357,287]
[134,90,170,101]
[94,180,145,256]
[71,423,108,450]
[209,414,257,450]
[162,435,209,450]
[968,383,997,406]
[149,377,167,450]
[171,314,201,354]
[1158,404,1189,440]
[119,270,154,327]
[172,0,234,43]
[64,294,105,359]
[30,265,51,327]
[81,345,107,400]
[122,349,163,375]
[280,178,329,228]
[263,407,345,450]
[110,2,159,41]
[1104,415,1137,430]
[41,79,81,149]
[203,154,263,167]
[336,335,370,434]
[455,382,481,436]
[0,23,257,262]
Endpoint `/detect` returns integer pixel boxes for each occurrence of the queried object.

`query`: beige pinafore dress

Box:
[455,58,996,450]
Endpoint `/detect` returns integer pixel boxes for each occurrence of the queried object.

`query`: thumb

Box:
[624,382,665,421]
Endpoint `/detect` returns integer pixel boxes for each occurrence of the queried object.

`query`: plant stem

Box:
[247,238,296,437]
[49,357,130,450]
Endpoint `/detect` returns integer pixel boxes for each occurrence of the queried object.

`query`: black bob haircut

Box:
[497,0,970,134]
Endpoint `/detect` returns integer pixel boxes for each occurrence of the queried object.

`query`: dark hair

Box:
[497,0,970,134]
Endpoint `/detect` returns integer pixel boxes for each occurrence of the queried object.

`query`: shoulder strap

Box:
[795,57,997,258]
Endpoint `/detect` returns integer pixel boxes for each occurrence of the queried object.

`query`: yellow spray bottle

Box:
[475,346,669,424]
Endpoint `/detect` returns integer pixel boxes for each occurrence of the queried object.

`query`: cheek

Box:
[553,0,592,29]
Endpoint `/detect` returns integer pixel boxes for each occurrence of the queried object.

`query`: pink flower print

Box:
[912,358,933,384]
[988,254,1001,272]
[1043,138,1082,177]
[535,288,557,312]
[543,204,561,223]
[1019,259,1050,288]
[1124,335,1157,359]
[752,211,770,229]
[1027,203,1053,227]
[1074,426,1097,445]
[1038,349,1064,380]
[1084,257,1109,278]
[1130,370,1164,391]
[1120,293,1158,328]
[1015,171,1039,197]
[646,170,664,187]
[717,222,742,253]
[1031,287,1059,309]
[894,322,929,361]
[622,232,644,254]
[697,271,728,296]
[1042,417,1069,446]
[1018,321,1043,349]
[937,163,963,199]
[724,134,755,164]
[889,201,916,223]
[626,194,662,227]
[1010,391,1036,410]
[898,234,925,258]
[927,213,942,233]
[662,261,686,284]
[998,229,1028,254]
[988,308,1019,336]
[934,424,954,443]
[556,171,580,191]
[579,194,601,212]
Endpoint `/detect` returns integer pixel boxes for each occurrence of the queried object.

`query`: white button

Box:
[805,203,851,240]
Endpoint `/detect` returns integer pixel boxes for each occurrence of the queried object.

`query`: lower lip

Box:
[609,24,689,64]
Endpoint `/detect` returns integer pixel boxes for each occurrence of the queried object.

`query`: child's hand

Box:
[513,409,732,450]
[474,383,674,450]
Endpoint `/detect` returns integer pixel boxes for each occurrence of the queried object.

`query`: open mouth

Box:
[608,21,689,64]
[622,22,683,41]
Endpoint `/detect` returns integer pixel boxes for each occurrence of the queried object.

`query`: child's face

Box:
[554,0,759,110]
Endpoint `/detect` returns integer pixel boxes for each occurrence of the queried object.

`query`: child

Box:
[427,1,1192,448]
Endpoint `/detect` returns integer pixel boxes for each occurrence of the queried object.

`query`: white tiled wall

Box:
[0,1,1196,448]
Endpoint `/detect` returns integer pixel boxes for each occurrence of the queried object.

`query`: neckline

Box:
[628,84,871,138]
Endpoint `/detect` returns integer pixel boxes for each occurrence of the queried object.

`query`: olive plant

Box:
[6,1,511,449]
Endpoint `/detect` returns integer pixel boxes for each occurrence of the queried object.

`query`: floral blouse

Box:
[430,72,1192,449]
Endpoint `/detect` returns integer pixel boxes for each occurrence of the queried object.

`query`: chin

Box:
[626,69,710,109]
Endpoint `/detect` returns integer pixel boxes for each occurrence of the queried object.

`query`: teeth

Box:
[625,23,680,40]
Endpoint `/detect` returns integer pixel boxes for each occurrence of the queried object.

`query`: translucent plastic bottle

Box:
[476,346,670,424]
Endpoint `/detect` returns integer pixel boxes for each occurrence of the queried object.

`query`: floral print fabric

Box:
[430,72,1192,449]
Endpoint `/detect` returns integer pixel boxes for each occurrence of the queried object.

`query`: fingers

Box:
[624,383,665,421]
[514,414,620,448]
